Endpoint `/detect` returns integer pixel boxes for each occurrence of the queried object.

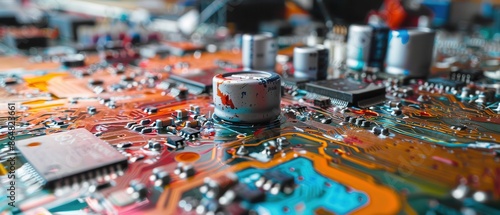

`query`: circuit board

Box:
[1,1,500,215]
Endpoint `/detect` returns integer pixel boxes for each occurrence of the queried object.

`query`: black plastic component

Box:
[305,78,386,107]
[234,183,266,203]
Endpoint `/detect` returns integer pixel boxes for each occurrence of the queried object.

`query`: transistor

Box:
[180,127,200,139]
[150,168,171,187]
[167,135,185,149]
[174,163,195,179]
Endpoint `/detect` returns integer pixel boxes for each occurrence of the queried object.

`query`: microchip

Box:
[427,78,465,89]
[282,77,310,89]
[163,41,205,56]
[305,78,386,107]
[263,171,294,187]
[449,68,483,83]
[169,69,217,94]
[16,128,127,188]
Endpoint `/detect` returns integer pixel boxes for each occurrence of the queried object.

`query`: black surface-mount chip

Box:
[15,128,128,188]
[305,78,386,107]
[180,127,200,139]
[166,135,185,149]
[169,69,217,95]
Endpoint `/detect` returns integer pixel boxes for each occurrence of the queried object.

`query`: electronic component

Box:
[61,54,86,68]
[2,3,500,215]
[15,129,127,188]
[168,69,215,95]
[449,68,483,83]
[242,34,277,71]
[305,78,386,107]
[346,24,389,71]
[4,27,48,50]
[213,71,281,124]
[385,28,436,77]
[366,25,390,71]
[346,25,372,71]
[48,13,95,42]
[293,45,328,81]
[166,135,185,149]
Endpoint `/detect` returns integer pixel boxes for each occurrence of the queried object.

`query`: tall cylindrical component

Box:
[366,26,390,71]
[315,45,329,80]
[293,46,329,81]
[242,34,277,71]
[347,25,390,72]
[346,25,372,71]
[213,71,281,124]
[293,46,319,80]
[385,28,436,77]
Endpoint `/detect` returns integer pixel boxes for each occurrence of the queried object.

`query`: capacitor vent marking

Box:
[213,71,281,124]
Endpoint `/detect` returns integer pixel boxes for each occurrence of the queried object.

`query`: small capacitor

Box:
[213,70,281,124]
[385,28,436,78]
[242,34,277,71]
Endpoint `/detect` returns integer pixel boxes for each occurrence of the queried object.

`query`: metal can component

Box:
[385,28,436,77]
[213,71,281,124]
[242,34,277,71]
[293,45,329,81]
[346,25,373,71]
[315,45,329,80]
[293,46,319,80]
[366,26,389,71]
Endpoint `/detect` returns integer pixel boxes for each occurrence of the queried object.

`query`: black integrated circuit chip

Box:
[169,69,219,95]
[305,78,386,107]
[16,128,128,188]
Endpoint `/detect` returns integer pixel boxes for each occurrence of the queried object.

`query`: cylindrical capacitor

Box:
[315,45,329,80]
[293,46,319,80]
[293,45,329,81]
[385,28,436,78]
[347,25,390,72]
[213,71,281,124]
[366,26,390,71]
[346,25,373,71]
[242,34,277,71]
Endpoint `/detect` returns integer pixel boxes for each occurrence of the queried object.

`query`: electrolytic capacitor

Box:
[242,34,277,71]
[347,25,389,72]
[213,70,281,124]
[293,46,319,80]
[385,28,436,78]
[293,45,329,81]
[346,25,373,71]
[366,26,390,71]
[315,45,329,80]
